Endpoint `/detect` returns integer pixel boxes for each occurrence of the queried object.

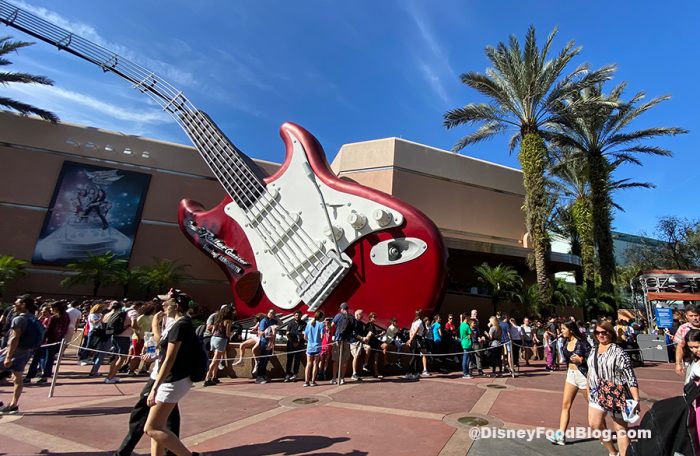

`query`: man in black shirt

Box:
[284,311,306,382]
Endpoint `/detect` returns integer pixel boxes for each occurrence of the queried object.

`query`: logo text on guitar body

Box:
[184,219,250,274]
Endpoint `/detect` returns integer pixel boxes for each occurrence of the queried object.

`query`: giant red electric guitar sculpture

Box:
[0,2,446,326]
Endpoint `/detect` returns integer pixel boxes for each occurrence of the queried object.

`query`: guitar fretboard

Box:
[0,1,265,208]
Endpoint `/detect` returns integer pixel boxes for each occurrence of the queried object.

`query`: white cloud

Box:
[3,83,171,124]
[7,0,196,87]
[418,61,450,105]
[401,2,456,106]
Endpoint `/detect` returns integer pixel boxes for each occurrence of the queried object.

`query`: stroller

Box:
[629,381,700,455]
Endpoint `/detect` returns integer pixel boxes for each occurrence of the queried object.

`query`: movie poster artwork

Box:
[32,161,151,265]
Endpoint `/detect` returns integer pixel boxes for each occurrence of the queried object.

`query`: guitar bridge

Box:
[297,251,351,311]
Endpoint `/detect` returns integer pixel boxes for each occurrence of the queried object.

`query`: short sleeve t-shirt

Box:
[11,313,32,351]
[432,322,442,343]
[674,322,700,347]
[410,319,425,337]
[304,321,324,354]
[499,322,510,343]
[158,316,197,383]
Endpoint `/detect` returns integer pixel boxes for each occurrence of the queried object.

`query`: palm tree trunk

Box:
[519,134,552,308]
[572,198,595,290]
[589,153,616,294]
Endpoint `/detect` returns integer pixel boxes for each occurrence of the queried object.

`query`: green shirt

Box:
[460,322,473,349]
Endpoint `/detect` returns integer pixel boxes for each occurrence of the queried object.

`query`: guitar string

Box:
[182,113,322,284]
[0,6,337,289]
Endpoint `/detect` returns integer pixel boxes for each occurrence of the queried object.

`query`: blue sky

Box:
[2,0,698,237]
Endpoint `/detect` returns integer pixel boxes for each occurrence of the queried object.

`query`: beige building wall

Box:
[0,112,278,308]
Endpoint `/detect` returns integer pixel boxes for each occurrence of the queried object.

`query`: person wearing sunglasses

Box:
[587,321,640,456]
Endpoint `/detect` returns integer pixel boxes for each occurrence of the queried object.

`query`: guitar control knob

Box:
[323,225,344,241]
[347,212,367,230]
[373,209,392,227]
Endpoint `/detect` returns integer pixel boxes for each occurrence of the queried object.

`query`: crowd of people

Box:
[1,291,699,455]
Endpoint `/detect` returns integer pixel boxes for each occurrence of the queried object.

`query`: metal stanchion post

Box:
[336,340,343,385]
[48,339,66,398]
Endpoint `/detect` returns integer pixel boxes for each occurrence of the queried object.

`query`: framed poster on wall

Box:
[32,160,151,265]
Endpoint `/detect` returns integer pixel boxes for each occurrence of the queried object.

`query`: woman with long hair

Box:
[682,329,700,444]
[547,320,592,445]
[203,305,234,386]
[486,316,503,378]
[144,291,200,456]
[587,321,640,456]
[303,310,325,387]
[405,310,425,380]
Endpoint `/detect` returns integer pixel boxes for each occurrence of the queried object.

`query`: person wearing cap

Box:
[143,290,200,456]
[331,302,353,385]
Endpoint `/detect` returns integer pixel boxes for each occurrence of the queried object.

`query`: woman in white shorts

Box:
[547,320,591,446]
[144,290,200,456]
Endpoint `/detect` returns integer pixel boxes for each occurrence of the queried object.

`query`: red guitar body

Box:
[179,123,446,327]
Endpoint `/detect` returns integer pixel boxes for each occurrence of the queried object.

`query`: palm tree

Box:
[474,263,522,315]
[549,157,595,289]
[0,255,27,295]
[513,284,541,318]
[549,82,687,293]
[137,258,188,297]
[0,37,59,122]
[444,25,614,308]
[60,252,126,297]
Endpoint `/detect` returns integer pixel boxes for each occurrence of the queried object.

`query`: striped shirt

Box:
[587,343,638,405]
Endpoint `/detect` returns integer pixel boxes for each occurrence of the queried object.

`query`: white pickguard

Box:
[224,130,403,310]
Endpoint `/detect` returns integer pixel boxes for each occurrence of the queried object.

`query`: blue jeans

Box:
[27,344,60,378]
[462,348,472,375]
[257,337,272,379]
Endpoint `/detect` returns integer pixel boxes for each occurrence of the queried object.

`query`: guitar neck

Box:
[0,1,265,207]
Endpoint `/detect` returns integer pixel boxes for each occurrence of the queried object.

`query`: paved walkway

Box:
[0,351,683,456]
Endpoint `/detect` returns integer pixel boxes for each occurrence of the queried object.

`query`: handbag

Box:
[594,346,631,413]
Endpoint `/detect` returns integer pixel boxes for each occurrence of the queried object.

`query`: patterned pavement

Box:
[0,349,684,456]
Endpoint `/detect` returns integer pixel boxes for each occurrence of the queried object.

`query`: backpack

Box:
[335,313,354,340]
[189,334,208,382]
[18,315,46,350]
[105,311,126,336]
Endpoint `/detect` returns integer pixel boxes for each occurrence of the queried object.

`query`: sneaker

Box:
[351,373,363,381]
[462,375,473,379]
[404,373,414,380]
[546,430,565,445]
[303,382,310,387]
[339,379,346,385]
[374,375,384,380]
[104,377,120,384]
[255,376,268,384]
[289,375,297,382]
[212,378,220,384]
[79,361,89,366]
[22,377,32,384]
[421,371,431,377]
[203,380,216,387]
[36,377,48,384]
[310,382,318,387]
[127,370,136,377]
[0,404,19,415]
[330,379,338,385]
[362,366,370,373]
[218,361,226,370]
[284,375,291,383]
